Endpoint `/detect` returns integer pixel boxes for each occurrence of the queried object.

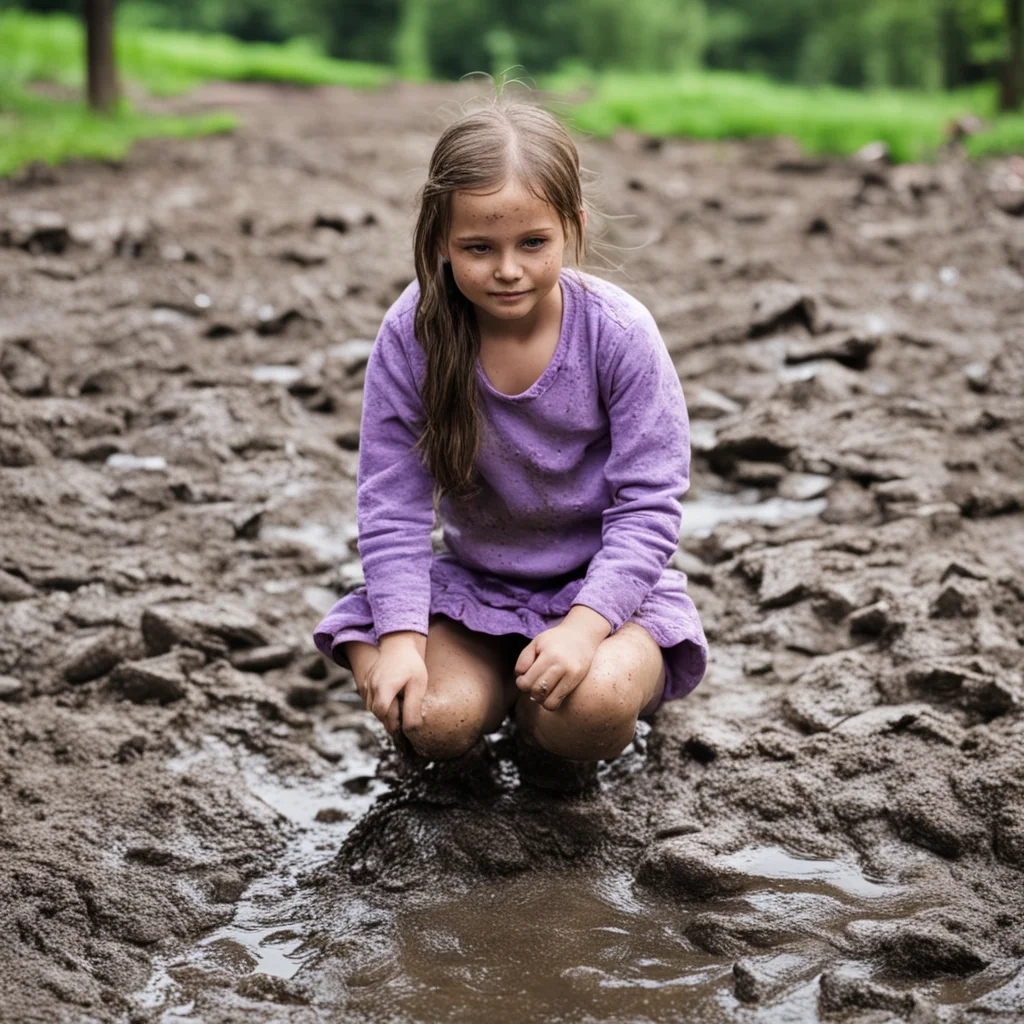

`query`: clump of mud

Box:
[1,82,1023,1022]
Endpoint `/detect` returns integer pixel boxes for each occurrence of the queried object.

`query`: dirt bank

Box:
[1,81,1023,1022]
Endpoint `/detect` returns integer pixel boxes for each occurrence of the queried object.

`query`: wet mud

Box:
[1,81,1023,1022]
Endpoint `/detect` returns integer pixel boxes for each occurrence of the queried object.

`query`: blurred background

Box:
[1,0,1023,175]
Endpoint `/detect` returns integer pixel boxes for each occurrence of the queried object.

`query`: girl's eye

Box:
[523,237,546,249]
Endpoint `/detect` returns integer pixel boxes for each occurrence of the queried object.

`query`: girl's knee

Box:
[517,670,639,762]
[402,687,489,761]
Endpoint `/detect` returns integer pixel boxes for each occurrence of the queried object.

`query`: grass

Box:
[0,83,235,178]
[1,9,1021,177]
[542,66,1011,163]
[0,10,391,177]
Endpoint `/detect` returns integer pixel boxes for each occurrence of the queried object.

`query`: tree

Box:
[1002,0,1023,110]
[85,0,118,112]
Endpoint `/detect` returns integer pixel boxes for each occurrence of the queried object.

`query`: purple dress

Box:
[313,268,707,705]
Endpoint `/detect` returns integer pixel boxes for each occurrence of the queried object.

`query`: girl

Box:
[313,98,707,771]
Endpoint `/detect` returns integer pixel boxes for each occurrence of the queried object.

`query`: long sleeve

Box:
[570,310,690,633]
[356,315,436,638]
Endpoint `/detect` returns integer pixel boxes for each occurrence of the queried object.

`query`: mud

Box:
[1,80,1023,1022]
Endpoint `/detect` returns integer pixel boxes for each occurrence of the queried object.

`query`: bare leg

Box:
[515,622,666,762]
[342,615,521,761]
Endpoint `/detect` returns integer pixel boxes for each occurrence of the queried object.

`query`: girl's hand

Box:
[362,636,429,736]
[515,610,609,711]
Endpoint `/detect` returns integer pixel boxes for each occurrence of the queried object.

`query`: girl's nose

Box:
[495,252,522,282]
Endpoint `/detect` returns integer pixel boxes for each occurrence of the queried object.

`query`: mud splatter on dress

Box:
[313,268,708,706]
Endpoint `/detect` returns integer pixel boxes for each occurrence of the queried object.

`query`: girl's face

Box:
[439,177,583,326]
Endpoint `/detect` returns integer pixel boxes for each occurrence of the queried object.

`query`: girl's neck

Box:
[474,274,564,346]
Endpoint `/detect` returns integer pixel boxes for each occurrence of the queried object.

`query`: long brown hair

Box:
[412,98,588,501]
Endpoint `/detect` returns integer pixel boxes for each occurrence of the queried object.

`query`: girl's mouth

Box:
[491,290,531,302]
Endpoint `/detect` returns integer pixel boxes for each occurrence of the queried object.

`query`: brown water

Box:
[135,725,1008,1024]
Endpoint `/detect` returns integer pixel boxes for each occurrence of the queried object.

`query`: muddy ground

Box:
[2,80,1024,1023]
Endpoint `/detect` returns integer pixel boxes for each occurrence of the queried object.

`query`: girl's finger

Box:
[514,638,538,678]
[402,673,428,729]
[384,695,401,736]
[371,678,400,721]
[539,672,580,712]
[519,655,558,694]
[531,667,564,704]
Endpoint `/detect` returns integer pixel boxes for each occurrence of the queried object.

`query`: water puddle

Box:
[720,846,905,901]
[131,736,1009,1024]
[681,488,828,537]
[249,364,304,386]
[330,850,915,1024]
[262,521,357,563]
[134,730,386,1018]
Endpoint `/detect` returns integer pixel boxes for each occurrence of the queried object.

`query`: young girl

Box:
[313,99,707,770]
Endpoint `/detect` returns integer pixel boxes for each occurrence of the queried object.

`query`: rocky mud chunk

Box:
[684,912,791,957]
[749,283,824,337]
[817,969,922,1019]
[906,659,1019,717]
[685,385,741,420]
[888,781,986,859]
[111,651,193,704]
[0,675,24,701]
[0,569,35,602]
[228,644,295,674]
[930,582,980,618]
[61,630,126,685]
[849,600,894,637]
[0,343,50,397]
[849,919,989,978]
[636,836,748,899]
[785,332,878,371]
[993,809,1024,869]
[709,416,796,474]
[141,601,270,658]
[0,210,70,253]
[732,955,803,1004]
[0,425,51,466]
[313,204,377,233]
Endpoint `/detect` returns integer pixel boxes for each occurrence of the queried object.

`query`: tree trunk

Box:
[85,0,118,113]
[1001,0,1023,111]
[939,0,967,91]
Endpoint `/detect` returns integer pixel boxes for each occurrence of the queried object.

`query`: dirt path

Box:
[2,81,1024,1023]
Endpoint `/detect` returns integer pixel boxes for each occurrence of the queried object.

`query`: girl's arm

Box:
[356,316,436,643]
[570,310,690,632]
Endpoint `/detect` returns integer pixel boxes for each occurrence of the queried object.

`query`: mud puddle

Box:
[326,847,924,1023]
[680,488,828,537]
[134,726,386,1019]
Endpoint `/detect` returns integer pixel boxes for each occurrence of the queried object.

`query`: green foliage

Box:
[545,68,998,163]
[966,112,1024,158]
[1,0,1019,97]
[0,10,391,93]
[0,82,235,176]
[0,9,389,177]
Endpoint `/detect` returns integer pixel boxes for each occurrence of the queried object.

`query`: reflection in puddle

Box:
[335,855,906,1024]
[681,488,828,537]
[262,521,357,563]
[720,846,905,901]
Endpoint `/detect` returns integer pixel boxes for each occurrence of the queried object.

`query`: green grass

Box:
[2,9,1020,177]
[965,114,1024,159]
[0,10,390,176]
[542,66,1009,163]
[0,10,391,93]
[0,83,235,177]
